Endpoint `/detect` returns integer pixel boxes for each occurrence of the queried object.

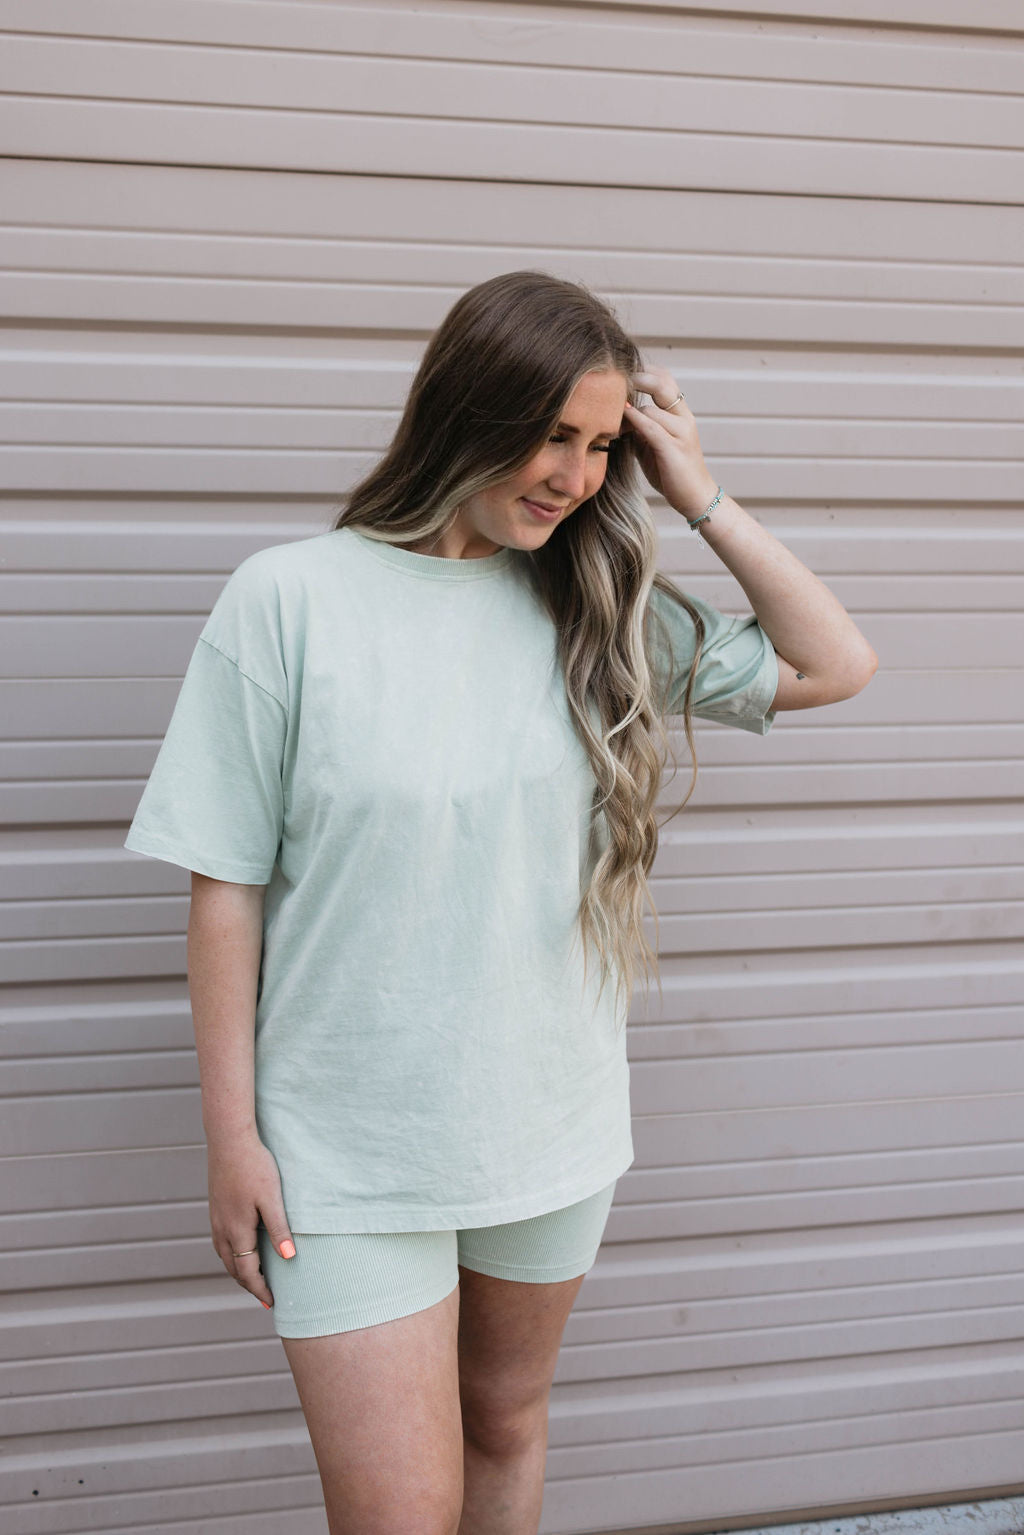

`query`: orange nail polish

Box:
[260,1300,271,1309]
[280,1239,296,1259]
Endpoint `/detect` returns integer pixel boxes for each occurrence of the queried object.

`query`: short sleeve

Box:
[646,582,779,736]
[124,559,288,882]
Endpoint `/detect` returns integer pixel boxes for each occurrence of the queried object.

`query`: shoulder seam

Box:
[197,636,287,710]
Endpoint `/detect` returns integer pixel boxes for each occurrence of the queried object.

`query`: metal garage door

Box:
[2,2,1022,1531]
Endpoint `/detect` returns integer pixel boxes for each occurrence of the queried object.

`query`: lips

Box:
[522,497,568,519]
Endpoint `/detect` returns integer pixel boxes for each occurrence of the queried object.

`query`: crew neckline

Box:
[348,528,516,581]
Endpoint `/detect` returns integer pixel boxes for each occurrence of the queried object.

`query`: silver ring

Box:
[233,1248,258,1257]
[659,391,684,410]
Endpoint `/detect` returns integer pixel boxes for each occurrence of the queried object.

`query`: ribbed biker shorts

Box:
[256,1180,617,1338]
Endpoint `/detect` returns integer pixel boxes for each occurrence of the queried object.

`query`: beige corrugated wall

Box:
[2,2,1023,1532]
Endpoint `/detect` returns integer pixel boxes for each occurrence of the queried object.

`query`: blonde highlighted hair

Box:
[333,270,704,1022]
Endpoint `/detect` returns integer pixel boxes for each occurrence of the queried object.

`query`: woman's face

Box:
[442,369,630,559]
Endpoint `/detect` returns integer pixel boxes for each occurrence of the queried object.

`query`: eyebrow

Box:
[555,421,621,439]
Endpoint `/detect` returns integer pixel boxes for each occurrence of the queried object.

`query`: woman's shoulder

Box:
[200,532,352,672]
[224,529,346,596]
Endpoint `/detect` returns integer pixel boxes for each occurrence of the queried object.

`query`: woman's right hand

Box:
[206,1129,296,1310]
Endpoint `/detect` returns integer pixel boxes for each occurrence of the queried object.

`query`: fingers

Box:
[623,399,678,440]
[631,368,687,413]
[266,1225,296,1263]
[219,1223,296,1311]
[231,1245,274,1310]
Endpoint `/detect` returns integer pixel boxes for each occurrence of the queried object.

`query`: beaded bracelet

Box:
[685,485,724,550]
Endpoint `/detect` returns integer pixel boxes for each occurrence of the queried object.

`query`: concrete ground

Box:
[714,1497,1024,1535]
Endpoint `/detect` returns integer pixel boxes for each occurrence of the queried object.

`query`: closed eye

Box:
[549,434,614,453]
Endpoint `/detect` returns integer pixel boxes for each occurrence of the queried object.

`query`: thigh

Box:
[264,1226,464,1535]
[456,1264,585,1439]
[283,1286,463,1535]
[455,1183,617,1424]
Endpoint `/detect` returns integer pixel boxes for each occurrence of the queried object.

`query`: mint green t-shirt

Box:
[124,527,778,1231]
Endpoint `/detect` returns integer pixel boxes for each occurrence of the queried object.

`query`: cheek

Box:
[519,451,555,492]
[587,457,610,495]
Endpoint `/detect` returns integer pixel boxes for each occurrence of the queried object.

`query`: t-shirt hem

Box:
[695,640,779,736]
[124,827,274,884]
[282,1150,635,1234]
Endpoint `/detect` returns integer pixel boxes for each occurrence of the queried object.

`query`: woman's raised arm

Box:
[624,370,878,712]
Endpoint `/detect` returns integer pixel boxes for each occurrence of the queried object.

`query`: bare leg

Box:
[456,1267,586,1535]
[281,1285,463,1535]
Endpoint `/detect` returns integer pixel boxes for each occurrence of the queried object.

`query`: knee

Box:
[325,1480,462,1535]
[460,1385,550,1461]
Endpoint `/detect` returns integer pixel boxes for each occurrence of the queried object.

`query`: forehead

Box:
[560,370,629,432]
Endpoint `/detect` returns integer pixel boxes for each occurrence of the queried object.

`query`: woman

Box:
[125,270,876,1535]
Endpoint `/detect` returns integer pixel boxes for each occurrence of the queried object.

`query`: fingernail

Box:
[280,1239,296,1259]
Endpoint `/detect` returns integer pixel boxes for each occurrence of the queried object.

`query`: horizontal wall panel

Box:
[6,33,1022,153]
[541,1435,1024,1535]
[3,0,1021,86]
[687,721,1024,766]
[628,1103,1024,1200]
[656,864,1024,912]
[7,95,1016,204]
[6,157,1024,268]
[622,1145,1024,1210]
[0,1043,194,1094]
[3,272,1022,351]
[657,808,1024,877]
[2,11,1021,203]
[0,994,193,1057]
[1,1087,203,1158]
[599,0,1024,27]
[630,1041,1024,1114]
[0,1140,201,1216]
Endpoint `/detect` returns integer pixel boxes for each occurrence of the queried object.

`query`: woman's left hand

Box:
[624,368,720,522]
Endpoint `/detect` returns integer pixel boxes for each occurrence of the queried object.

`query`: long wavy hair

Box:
[332,270,705,1022]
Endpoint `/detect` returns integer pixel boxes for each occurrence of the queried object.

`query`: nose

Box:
[548,447,589,501]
